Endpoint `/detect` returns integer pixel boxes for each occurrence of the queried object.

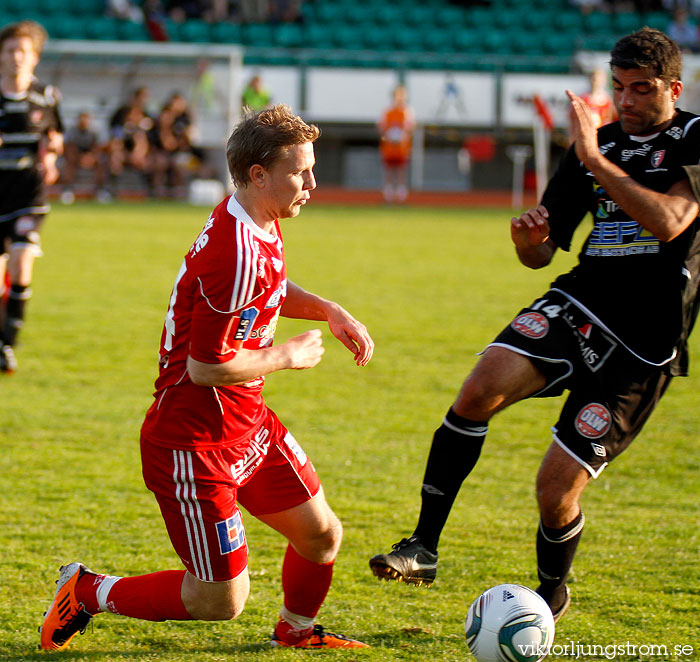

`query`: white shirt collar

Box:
[226,193,277,243]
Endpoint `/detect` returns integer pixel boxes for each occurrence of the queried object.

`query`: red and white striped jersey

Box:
[141,194,287,450]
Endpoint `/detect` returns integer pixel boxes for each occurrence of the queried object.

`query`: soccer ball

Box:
[464,584,555,662]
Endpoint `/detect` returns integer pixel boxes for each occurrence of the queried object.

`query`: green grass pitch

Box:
[0,200,698,661]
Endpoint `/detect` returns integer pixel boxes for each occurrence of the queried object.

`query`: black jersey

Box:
[0,78,62,172]
[0,78,63,221]
[542,110,700,374]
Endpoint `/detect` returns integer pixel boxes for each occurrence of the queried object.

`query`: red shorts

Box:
[141,407,321,582]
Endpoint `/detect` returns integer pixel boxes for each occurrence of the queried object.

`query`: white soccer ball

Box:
[464,584,555,662]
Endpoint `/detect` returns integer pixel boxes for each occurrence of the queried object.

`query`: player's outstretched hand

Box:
[511,205,550,249]
[326,306,374,367]
[285,329,325,370]
[566,89,599,167]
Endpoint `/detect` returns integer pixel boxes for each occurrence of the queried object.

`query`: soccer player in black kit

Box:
[370,27,700,622]
[0,21,63,373]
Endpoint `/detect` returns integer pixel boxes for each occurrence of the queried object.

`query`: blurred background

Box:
[11,0,700,203]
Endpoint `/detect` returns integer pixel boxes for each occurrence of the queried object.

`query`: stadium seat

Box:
[84,17,120,41]
[303,23,334,49]
[404,6,437,27]
[482,31,509,54]
[613,12,644,34]
[453,29,484,55]
[583,12,612,34]
[178,20,212,43]
[392,26,426,53]
[273,23,304,48]
[115,19,150,41]
[434,6,466,29]
[554,11,584,34]
[47,15,87,39]
[210,21,242,44]
[37,0,66,16]
[240,23,274,46]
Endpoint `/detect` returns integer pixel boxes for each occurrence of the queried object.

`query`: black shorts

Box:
[489,290,672,477]
[0,214,45,253]
[0,170,49,224]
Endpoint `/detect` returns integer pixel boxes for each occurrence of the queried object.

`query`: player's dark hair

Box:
[0,20,48,56]
[226,104,320,187]
[610,27,682,84]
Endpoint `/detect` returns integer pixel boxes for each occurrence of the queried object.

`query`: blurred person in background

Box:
[667,7,699,52]
[568,68,617,144]
[151,92,195,198]
[241,74,271,111]
[0,20,63,374]
[106,86,154,198]
[378,85,416,204]
[61,111,107,203]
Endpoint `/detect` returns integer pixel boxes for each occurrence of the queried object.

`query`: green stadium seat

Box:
[423,26,457,53]
[47,15,87,39]
[241,23,274,45]
[465,8,494,30]
[178,20,212,43]
[84,17,119,40]
[210,21,242,44]
[434,6,466,29]
[541,33,576,56]
[554,11,584,34]
[314,4,345,24]
[404,6,437,27]
[37,0,65,16]
[72,0,105,16]
[374,4,404,26]
[362,25,395,52]
[274,23,304,48]
[331,24,363,50]
[583,12,612,34]
[303,23,334,49]
[482,30,509,54]
[612,12,644,34]
[392,26,425,52]
[453,29,484,55]
[115,19,150,41]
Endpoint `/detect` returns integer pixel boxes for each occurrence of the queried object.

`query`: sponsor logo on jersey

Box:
[591,443,606,457]
[621,143,652,161]
[284,432,308,466]
[586,220,659,256]
[265,280,287,309]
[189,215,214,257]
[598,141,616,155]
[271,256,284,272]
[216,511,246,555]
[257,254,267,278]
[230,425,272,483]
[575,403,611,439]
[234,307,259,342]
[651,150,665,168]
[511,311,549,339]
[666,126,682,140]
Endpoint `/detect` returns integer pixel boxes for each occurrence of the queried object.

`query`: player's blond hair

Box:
[226,104,320,187]
[0,20,48,56]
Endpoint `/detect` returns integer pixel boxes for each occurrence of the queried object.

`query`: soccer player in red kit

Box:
[40,104,374,651]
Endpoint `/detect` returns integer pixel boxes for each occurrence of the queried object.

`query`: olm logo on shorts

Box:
[575,403,611,439]
[511,312,549,339]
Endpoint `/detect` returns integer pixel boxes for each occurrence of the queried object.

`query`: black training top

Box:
[542,110,700,375]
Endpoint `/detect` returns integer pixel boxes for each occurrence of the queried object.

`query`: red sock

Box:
[281,544,334,622]
[77,570,192,621]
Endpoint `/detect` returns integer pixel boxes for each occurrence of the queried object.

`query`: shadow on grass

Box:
[6,628,445,661]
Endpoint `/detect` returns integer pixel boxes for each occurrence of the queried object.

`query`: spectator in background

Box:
[568,68,616,144]
[61,112,106,203]
[106,0,144,22]
[106,87,154,197]
[667,8,699,52]
[241,74,271,111]
[378,85,416,204]
[151,92,195,197]
[569,0,605,15]
[240,0,270,23]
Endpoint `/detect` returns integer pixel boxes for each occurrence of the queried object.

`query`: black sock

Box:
[4,284,30,346]
[536,511,585,607]
[413,408,487,554]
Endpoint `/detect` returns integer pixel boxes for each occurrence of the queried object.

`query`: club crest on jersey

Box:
[234,307,259,342]
[650,150,665,168]
[216,511,246,555]
[575,403,611,439]
[511,312,549,339]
